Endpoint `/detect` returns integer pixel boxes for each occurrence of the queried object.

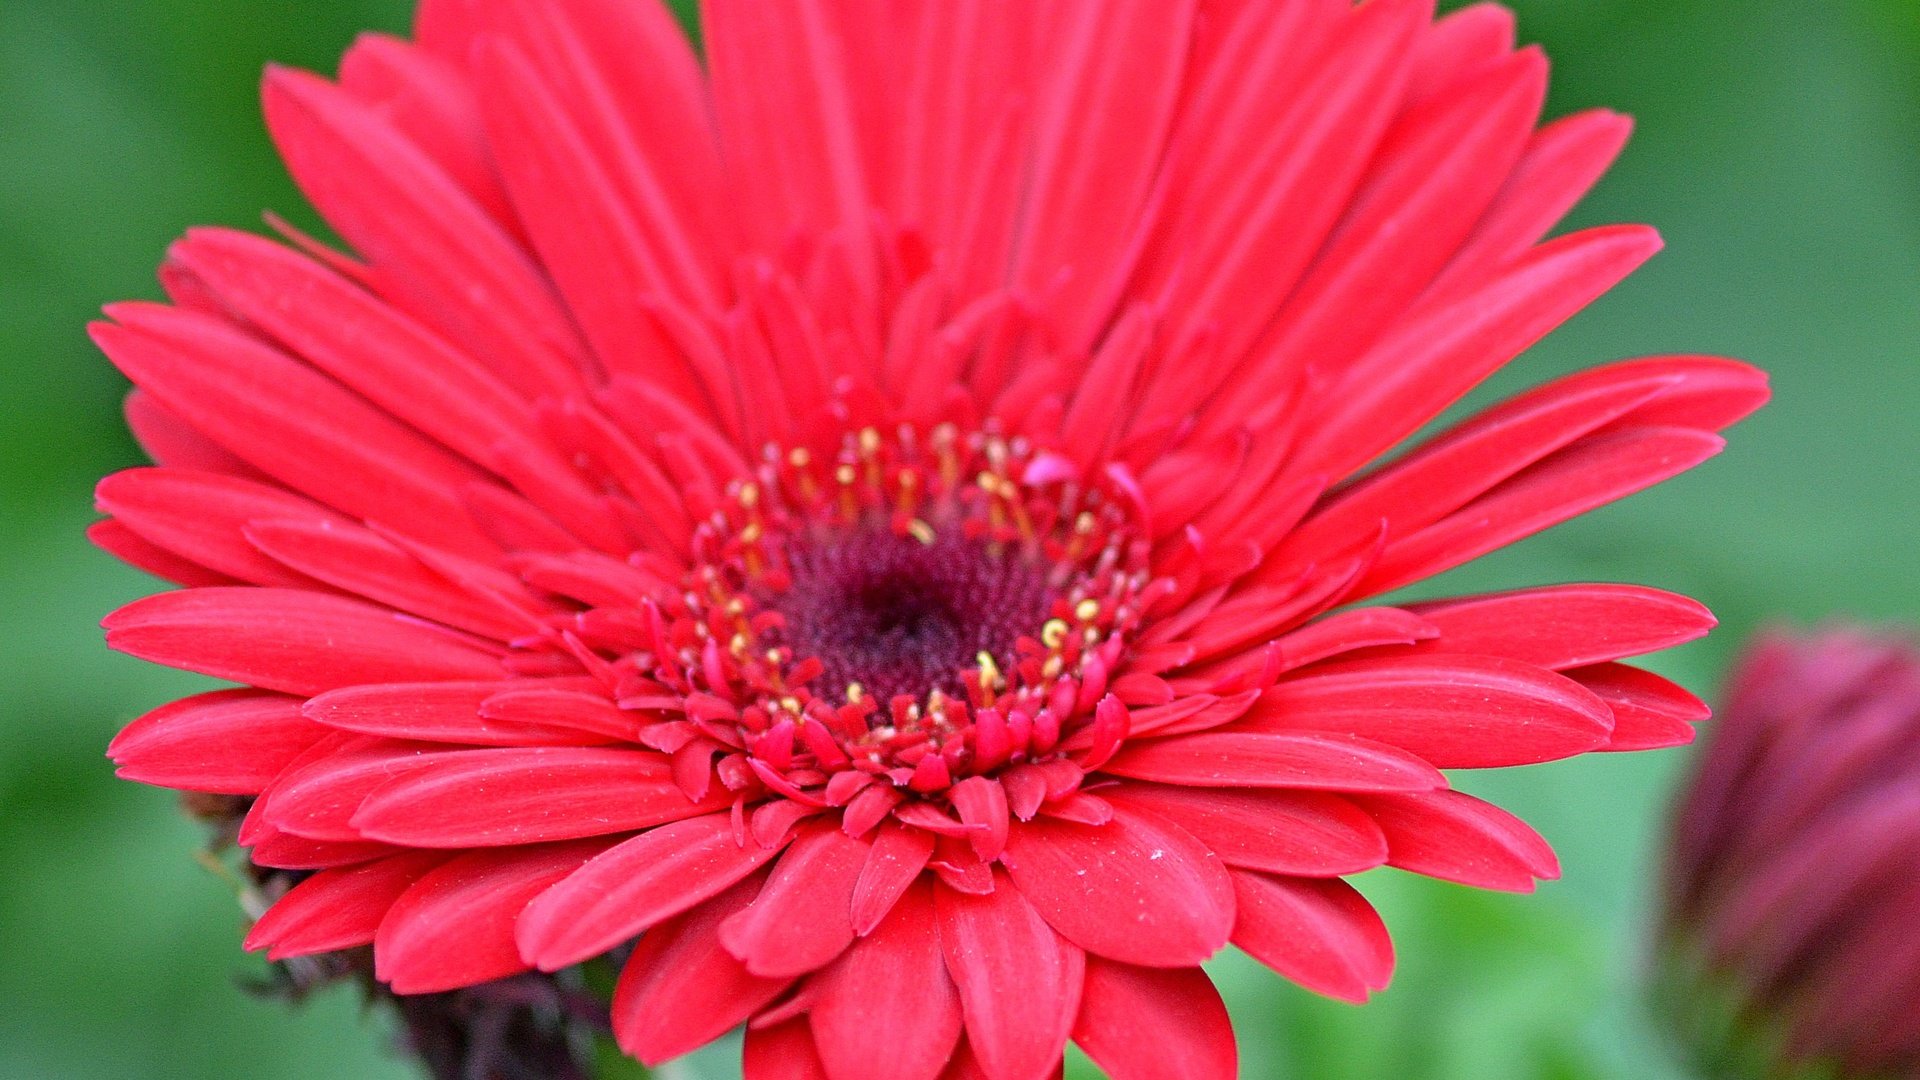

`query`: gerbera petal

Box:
[1436,107,1632,292]
[1405,584,1715,670]
[244,850,445,961]
[1102,731,1447,792]
[1358,425,1728,596]
[474,36,708,390]
[95,467,335,589]
[611,875,793,1066]
[743,1016,831,1080]
[91,306,499,557]
[851,820,936,936]
[1149,0,1426,386]
[1293,223,1664,483]
[303,680,594,746]
[937,871,1085,1080]
[810,878,963,1080]
[516,811,793,971]
[104,588,502,697]
[1007,0,1196,351]
[705,0,874,269]
[1572,661,1712,751]
[1274,355,1686,569]
[1406,3,1515,104]
[253,737,451,842]
[939,1039,1063,1080]
[108,689,324,795]
[1230,871,1395,1003]
[1000,805,1233,968]
[719,822,870,978]
[374,839,609,993]
[1356,789,1559,891]
[1255,48,1547,400]
[349,746,732,847]
[244,517,542,641]
[1247,654,1614,768]
[165,227,547,474]
[335,34,519,234]
[247,827,401,871]
[1103,783,1389,877]
[87,519,237,588]
[261,63,590,400]
[480,0,725,311]
[121,388,262,477]
[1071,960,1236,1080]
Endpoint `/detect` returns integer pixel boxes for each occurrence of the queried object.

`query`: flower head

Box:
[95,1,1765,1077]
[1660,630,1920,1079]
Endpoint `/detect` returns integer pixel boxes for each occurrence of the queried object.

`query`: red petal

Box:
[613,875,793,1066]
[1103,730,1446,792]
[810,878,963,1080]
[89,518,237,588]
[1249,655,1613,768]
[1000,806,1233,967]
[1007,1,1197,351]
[244,517,540,641]
[517,811,791,970]
[104,588,501,697]
[1277,350,1676,571]
[705,0,877,283]
[937,872,1085,1080]
[1265,607,1441,676]
[303,679,600,746]
[1572,661,1710,751]
[719,823,870,978]
[256,738,452,841]
[167,227,546,477]
[374,839,608,993]
[1255,50,1547,423]
[1295,224,1664,482]
[350,746,729,847]
[109,689,325,794]
[261,65,588,401]
[1103,784,1388,877]
[1355,790,1557,891]
[91,306,497,557]
[1359,425,1726,596]
[1072,960,1236,1080]
[743,1017,830,1080]
[1230,871,1395,1003]
[852,820,935,936]
[95,467,332,588]
[248,829,400,871]
[244,850,444,960]
[1407,584,1715,669]
[948,776,1011,862]
[1437,103,1627,285]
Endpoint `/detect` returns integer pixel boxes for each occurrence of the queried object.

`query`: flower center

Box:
[759,528,1054,707]
[645,423,1163,797]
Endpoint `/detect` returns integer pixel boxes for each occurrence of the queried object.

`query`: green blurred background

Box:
[2,0,1916,1077]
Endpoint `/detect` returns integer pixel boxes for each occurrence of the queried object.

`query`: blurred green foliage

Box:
[1,0,1915,1077]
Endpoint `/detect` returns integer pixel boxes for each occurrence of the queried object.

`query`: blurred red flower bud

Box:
[1660,628,1920,1078]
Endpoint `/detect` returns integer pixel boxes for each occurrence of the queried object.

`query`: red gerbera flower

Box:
[94,2,1767,1077]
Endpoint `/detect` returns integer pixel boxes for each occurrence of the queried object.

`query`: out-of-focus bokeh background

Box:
[1,0,1915,1077]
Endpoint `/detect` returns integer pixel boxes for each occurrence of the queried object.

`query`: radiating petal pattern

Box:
[93,1,1759,1076]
